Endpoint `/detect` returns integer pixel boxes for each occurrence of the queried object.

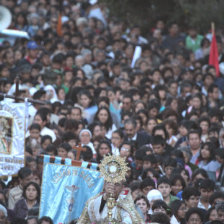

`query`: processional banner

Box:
[0,102,27,176]
[39,155,104,224]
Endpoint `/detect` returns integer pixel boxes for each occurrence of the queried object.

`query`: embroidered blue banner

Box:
[39,163,104,224]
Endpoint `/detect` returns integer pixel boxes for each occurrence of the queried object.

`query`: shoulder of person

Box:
[9,185,22,195]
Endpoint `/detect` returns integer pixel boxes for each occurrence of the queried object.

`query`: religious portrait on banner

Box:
[0,116,13,154]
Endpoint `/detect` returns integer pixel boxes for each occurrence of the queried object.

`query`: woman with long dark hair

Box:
[170,200,186,224]
[95,139,112,163]
[13,182,40,220]
[197,142,220,174]
[93,106,116,139]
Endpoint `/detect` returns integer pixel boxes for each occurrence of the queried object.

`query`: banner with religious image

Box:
[39,161,104,224]
[0,102,27,176]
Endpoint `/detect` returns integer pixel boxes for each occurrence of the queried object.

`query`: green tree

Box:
[99,0,224,33]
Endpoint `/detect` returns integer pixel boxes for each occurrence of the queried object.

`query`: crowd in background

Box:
[1,0,224,223]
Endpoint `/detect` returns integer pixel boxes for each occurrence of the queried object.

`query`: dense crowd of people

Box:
[1,0,224,223]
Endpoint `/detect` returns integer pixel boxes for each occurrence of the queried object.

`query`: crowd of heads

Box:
[1,0,224,223]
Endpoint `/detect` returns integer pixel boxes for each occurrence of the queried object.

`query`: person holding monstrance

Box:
[77,155,144,224]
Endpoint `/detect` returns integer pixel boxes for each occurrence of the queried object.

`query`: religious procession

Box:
[1,0,224,223]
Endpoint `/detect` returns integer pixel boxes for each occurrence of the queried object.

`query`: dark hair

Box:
[29,123,41,131]
[58,142,72,153]
[163,157,177,168]
[88,121,103,135]
[198,141,215,162]
[188,129,201,139]
[134,195,150,208]
[209,191,224,205]
[142,167,160,180]
[38,216,54,224]
[26,156,36,165]
[73,106,82,113]
[129,181,141,192]
[172,167,190,181]
[140,177,155,190]
[198,116,210,127]
[81,145,93,161]
[62,132,77,142]
[182,187,200,201]
[206,206,217,221]
[41,135,52,145]
[112,129,124,139]
[45,144,57,155]
[199,178,215,191]
[170,199,185,218]
[97,96,110,106]
[96,139,112,163]
[216,148,224,160]
[192,168,208,182]
[185,207,204,222]
[64,119,79,132]
[157,176,171,187]
[143,154,157,163]
[151,212,170,224]
[152,124,169,140]
[152,199,171,214]
[170,174,186,190]
[18,167,32,180]
[208,83,219,93]
[151,135,166,146]
[0,190,7,206]
[78,89,93,107]
[93,106,113,131]
[163,119,178,135]
[35,108,50,122]
[215,202,224,212]
[147,117,157,124]
[23,182,40,202]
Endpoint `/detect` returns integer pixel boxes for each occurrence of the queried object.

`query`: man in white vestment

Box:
[78,181,144,224]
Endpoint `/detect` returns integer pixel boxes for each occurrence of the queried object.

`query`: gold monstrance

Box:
[99,155,129,224]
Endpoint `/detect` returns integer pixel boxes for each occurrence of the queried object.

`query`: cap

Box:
[27,41,39,50]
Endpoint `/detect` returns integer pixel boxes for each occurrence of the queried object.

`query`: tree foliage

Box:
[179,0,224,32]
[99,0,224,33]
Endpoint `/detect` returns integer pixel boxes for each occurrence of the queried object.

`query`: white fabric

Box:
[147,189,163,203]
[79,129,92,139]
[44,85,58,103]
[105,124,117,139]
[87,194,132,223]
[171,215,180,224]
[0,102,27,176]
[198,200,211,210]
[0,204,7,217]
[41,126,56,142]
[111,144,120,156]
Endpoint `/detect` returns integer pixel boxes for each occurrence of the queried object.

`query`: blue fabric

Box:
[81,161,88,168]
[43,155,50,164]
[176,191,183,200]
[39,163,104,224]
[65,158,72,165]
[54,156,62,164]
[90,162,98,170]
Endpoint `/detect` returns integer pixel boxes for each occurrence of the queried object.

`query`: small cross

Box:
[73,144,86,161]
